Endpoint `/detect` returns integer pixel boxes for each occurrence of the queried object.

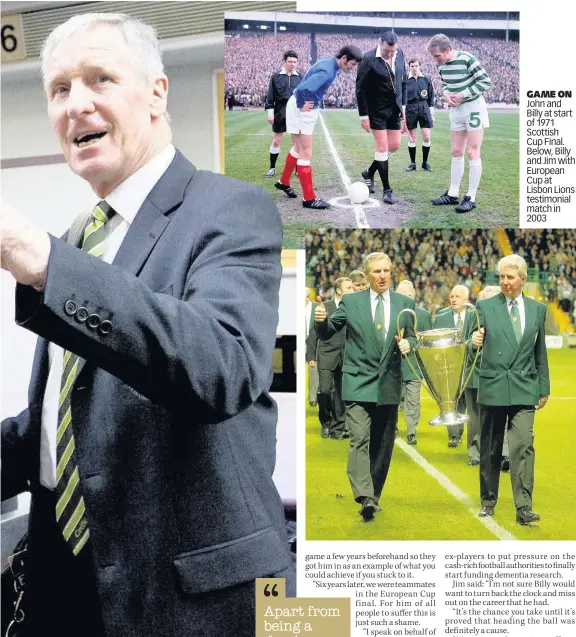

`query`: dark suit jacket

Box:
[305,301,317,363]
[356,46,408,115]
[1,150,294,637]
[402,307,432,382]
[315,299,346,371]
[475,293,550,406]
[316,289,416,405]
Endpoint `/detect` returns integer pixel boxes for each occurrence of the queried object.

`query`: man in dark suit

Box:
[1,14,294,637]
[315,253,416,521]
[356,31,408,204]
[305,287,319,407]
[315,277,354,439]
[472,255,550,526]
[396,280,432,445]
[433,285,475,448]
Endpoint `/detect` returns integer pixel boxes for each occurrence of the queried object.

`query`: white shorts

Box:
[286,95,319,135]
[449,95,490,131]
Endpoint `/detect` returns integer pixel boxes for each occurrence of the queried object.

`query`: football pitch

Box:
[225,109,519,248]
[305,349,576,542]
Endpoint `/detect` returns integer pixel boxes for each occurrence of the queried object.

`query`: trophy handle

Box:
[396,308,435,401]
[457,302,482,399]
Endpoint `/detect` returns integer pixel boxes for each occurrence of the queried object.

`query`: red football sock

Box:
[297,164,316,200]
[280,152,298,186]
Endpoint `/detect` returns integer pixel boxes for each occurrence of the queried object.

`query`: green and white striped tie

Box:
[55,201,115,555]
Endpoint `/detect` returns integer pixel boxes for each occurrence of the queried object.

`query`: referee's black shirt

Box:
[407,75,434,107]
[265,71,301,113]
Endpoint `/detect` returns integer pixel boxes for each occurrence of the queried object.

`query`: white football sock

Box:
[448,156,465,197]
[467,158,482,201]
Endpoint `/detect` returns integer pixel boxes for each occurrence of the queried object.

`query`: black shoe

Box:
[448,436,459,448]
[383,189,397,204]
[360,498,376,521]
[321,427,330,438]
[361,169,375,194]
[303,197,330,209]
[330,432,347,440]
[516,506,540,525]
[432,191,459,205]
[478,506,494,518]
[457,434,463,444]
[407,434,417,445]
[421,162,433,171]
[274,181,297,198]
[265,168,275,177]
[501,456,510,472]
[468,459,480,466]
[406,163,417,172]
[309,400,317,407]
[341,430,350,439]
[455,195,476,213]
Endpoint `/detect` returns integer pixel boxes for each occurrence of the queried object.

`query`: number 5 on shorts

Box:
[469,112,481,129]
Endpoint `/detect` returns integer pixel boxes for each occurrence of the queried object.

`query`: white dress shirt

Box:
[305,301,312,338]
[505,293,526,335]
[40,144,176,489]
[452,309,467,328]
[369,288,391,335]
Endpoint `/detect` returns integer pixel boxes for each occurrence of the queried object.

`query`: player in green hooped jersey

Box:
[428,34,492,214]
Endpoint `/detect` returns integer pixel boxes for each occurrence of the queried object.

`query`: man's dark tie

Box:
[510,299,522,344]
[55,201,116,555]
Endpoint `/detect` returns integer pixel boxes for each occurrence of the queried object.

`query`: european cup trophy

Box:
[397,304,481,426]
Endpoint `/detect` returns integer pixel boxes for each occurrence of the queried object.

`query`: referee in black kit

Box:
[405,59,435,172]
[264,50,301,177]
[356,31,407,205]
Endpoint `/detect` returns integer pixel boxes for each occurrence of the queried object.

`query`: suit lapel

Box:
[517,295,537,352]
[76,150,195,379]
[493,297,517,349]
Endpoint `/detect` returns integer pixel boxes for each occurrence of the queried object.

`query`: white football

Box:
[348,181,370,204]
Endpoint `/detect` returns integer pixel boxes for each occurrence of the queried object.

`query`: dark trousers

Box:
[22,488,106,637]
[447,393,467,440]
[345,402,398,503]
[479,405,536,509]
[465,388,481,462]
[317,366,345,434]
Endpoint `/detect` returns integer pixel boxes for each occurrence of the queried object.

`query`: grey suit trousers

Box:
[308,363,319,403]
[402,380,422,436]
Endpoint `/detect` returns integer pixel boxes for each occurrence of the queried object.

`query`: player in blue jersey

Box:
[275,45,363,210]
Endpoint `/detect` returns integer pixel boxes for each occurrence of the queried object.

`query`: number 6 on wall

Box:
[1,14,26,63]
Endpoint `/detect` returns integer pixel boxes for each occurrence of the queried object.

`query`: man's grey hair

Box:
[497,254,528,280]
[349,270,367,283]
[396,280,415,298]
[41,13,165,89]
[451,284,470,299]
[428,33,452,52]
[479,285,501,300]
[362,252,391,275]
[305,287,311,298]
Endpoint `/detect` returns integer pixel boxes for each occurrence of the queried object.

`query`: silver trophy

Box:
[397,304,481,426]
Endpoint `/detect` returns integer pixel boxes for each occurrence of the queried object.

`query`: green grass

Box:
[305,349,576,541]
[225,109,519,248]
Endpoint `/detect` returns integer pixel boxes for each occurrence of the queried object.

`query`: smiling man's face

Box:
[46,25,167,196]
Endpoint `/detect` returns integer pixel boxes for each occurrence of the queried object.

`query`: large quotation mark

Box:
[264,583,279,597]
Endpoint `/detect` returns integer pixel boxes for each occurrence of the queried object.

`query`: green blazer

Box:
[476,293,550,406]
[316,289,416,405]
[434,306,479,389]
[402,307,432,382]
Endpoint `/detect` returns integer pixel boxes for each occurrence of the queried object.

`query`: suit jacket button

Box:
[87,314,101,330]
[75,307,89,323]
[64,300,77,316]
[98,320,112,336]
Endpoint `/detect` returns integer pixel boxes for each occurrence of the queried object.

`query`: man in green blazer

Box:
[433,285,475,448]
[472,255,550,525]
[396,280,432,445]
[315,253,416,520]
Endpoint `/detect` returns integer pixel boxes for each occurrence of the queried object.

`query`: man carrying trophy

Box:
[314,253,416,521]
[472,255,550,525]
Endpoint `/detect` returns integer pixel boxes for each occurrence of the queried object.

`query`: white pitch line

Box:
[318,112,371,229]
[395,438,518,541]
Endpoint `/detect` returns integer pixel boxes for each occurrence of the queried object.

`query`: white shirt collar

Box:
[370,287,390,302]
[102,144,176,224]
[505,293,524,309]
[376,45,397,67]
[279,68,299,76]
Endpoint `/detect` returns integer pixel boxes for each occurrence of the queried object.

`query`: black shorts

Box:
[406,102,434,130]
[368,103,402,131]
[272,105,287,133]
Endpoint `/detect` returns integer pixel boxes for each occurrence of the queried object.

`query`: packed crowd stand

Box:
[225,32,519,108]
[306,229,575,324]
